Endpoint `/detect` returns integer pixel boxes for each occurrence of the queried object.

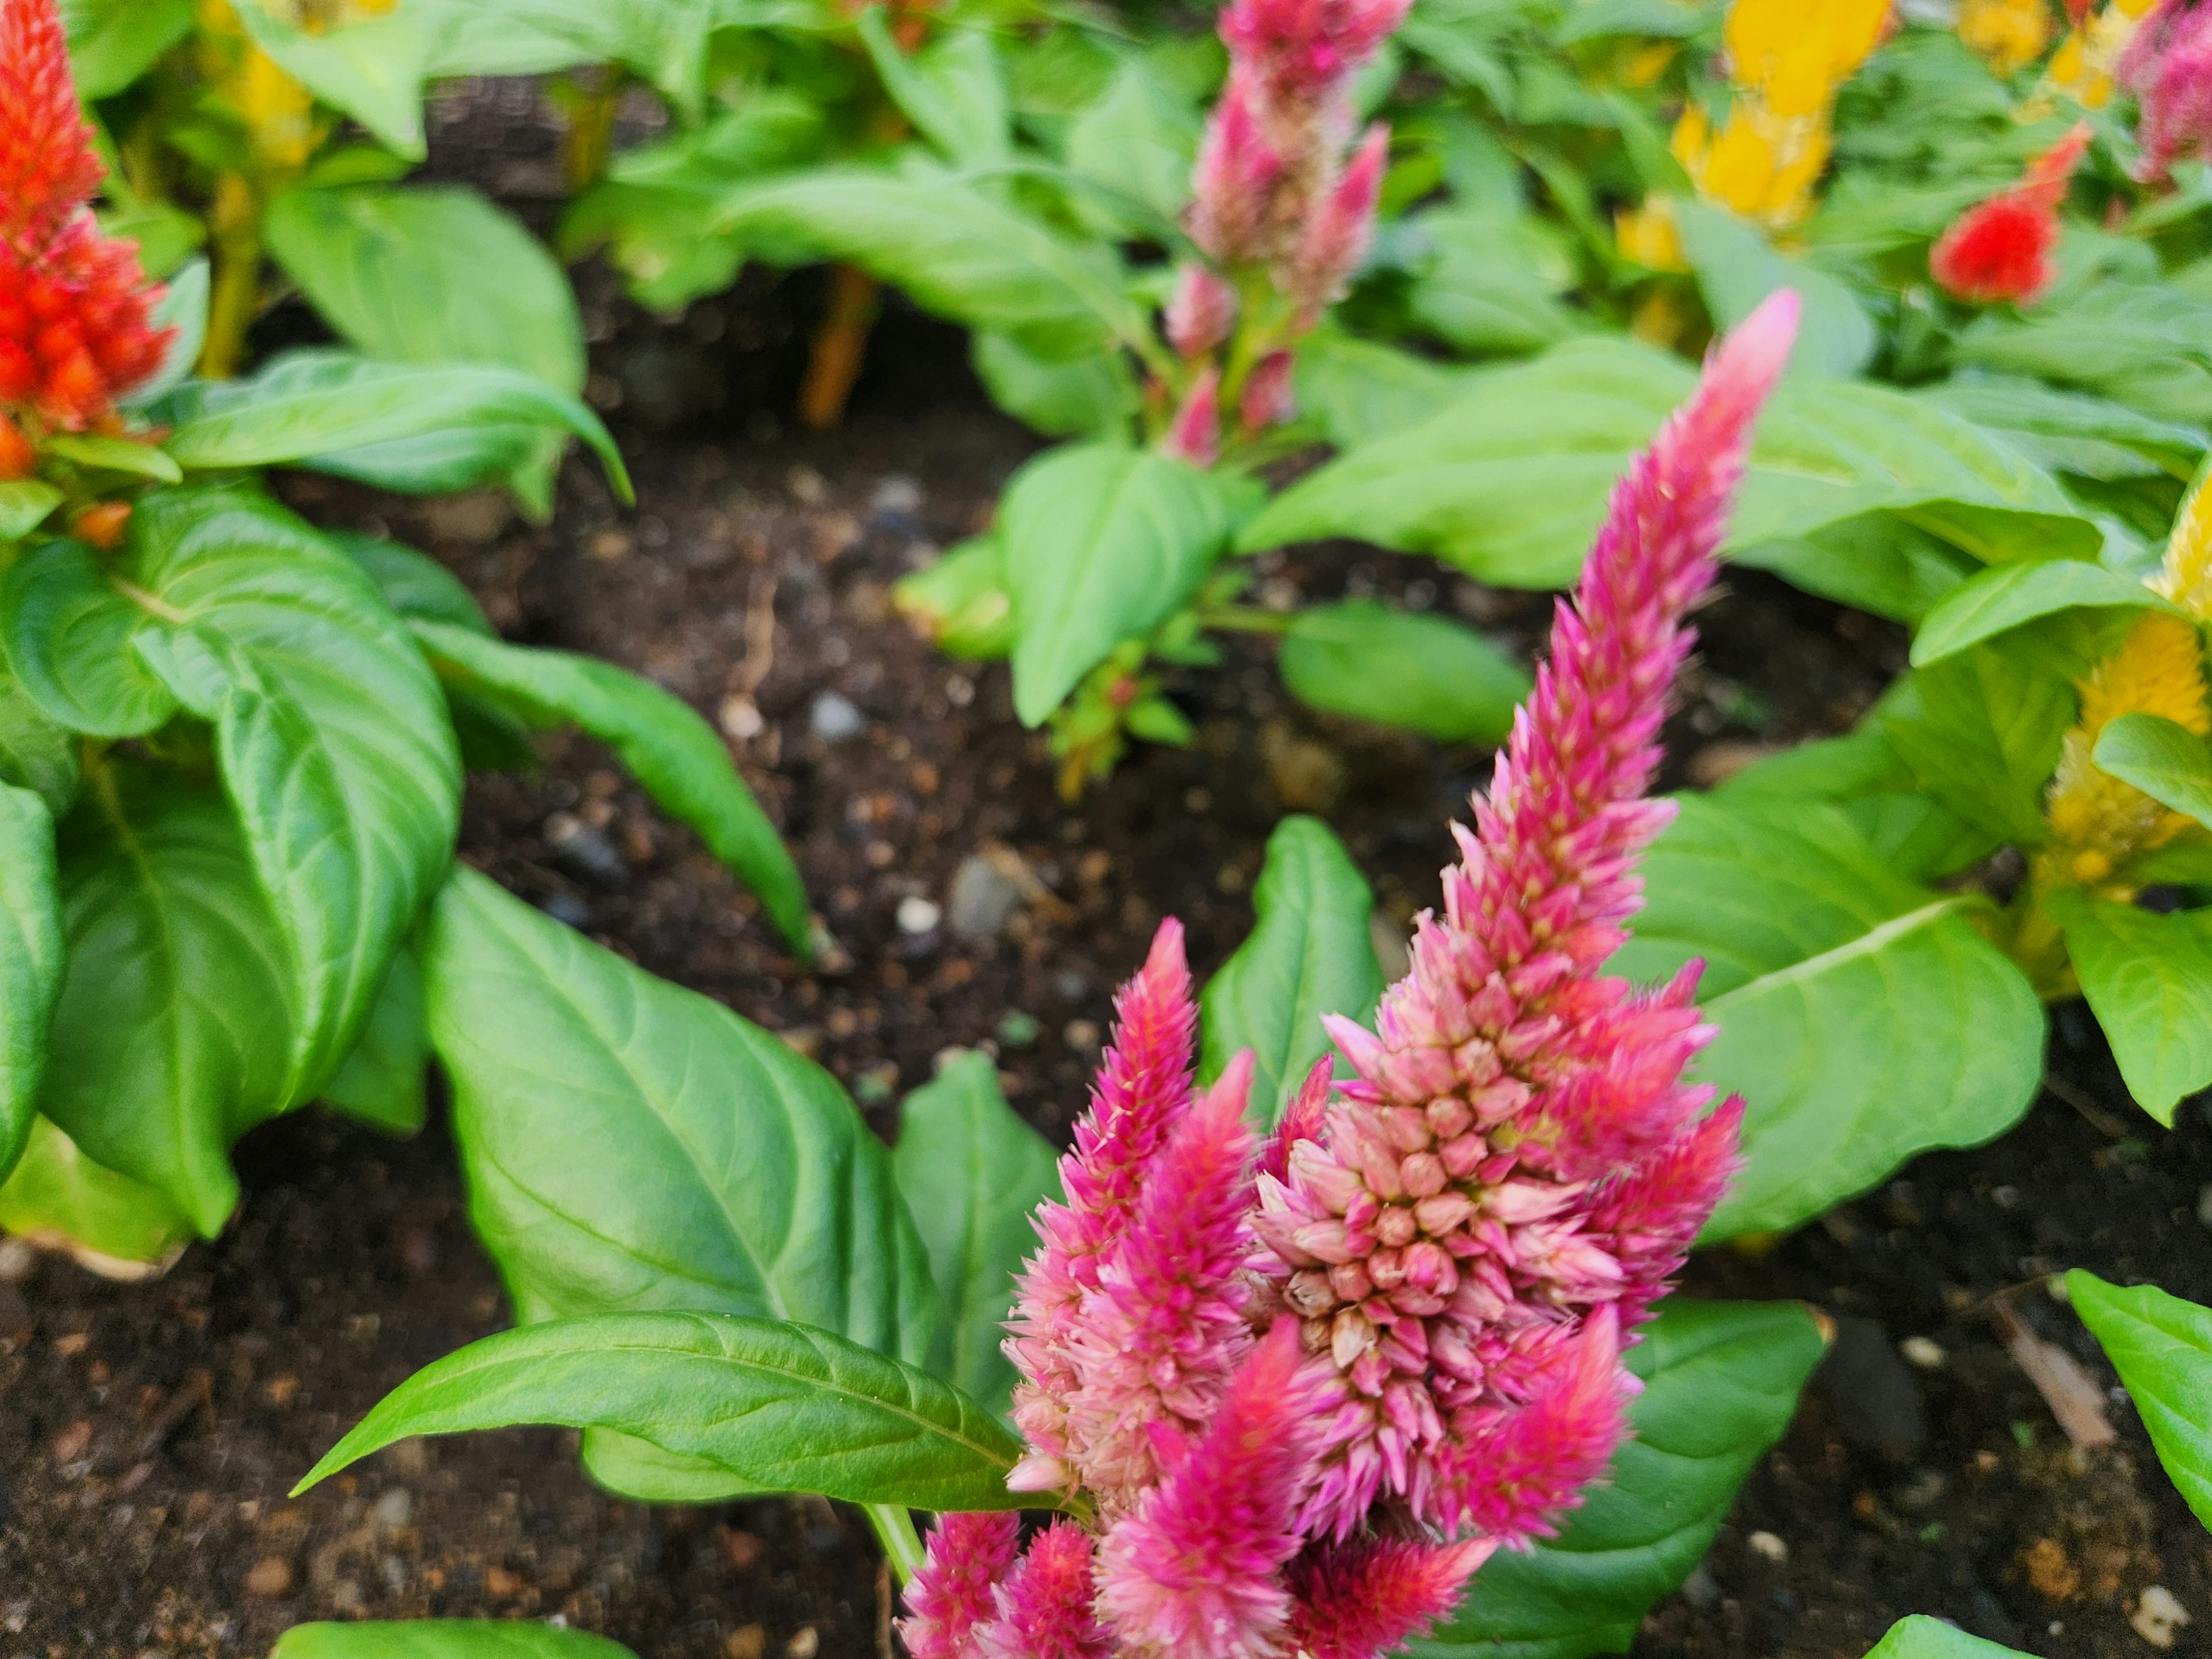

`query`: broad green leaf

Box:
[41,762,297,1236]
[275,1622,637,1659]
[893,533,1014,662]
[0,784,60,1182]
[43,434,181,483]
[0,666,81,817]
[1244,336,2094,588]
[1718,725,1994,882]
[1734,516,1978,626]
[322,945,429,1137]
[1404,206,1579,357]
[1200,816,1384,1124]
[264,183,587,508]
[1616,796,2044,1238]
[1927,377,2207,483]
[1063,60,1200,226]
[1958,282,2212,427]
[1414,1299,1824,1659]
[0,1115,195,1271]
[712,163,1147,361]
[1279,600,1529,743]
[1911,559,2178,666]
[231,1,438,158]
[1675,202,1875,380]
[2093,711,2212,832]
[2067,1270,2212,1529]
[1293,333,1475,448]
[332,533,495,637]
[122,257,210,410]
[1,541,180,738]
[971,331,1137,441]
[117,488,461,1104]
[0,480,61,540]
[411,621,808,952]
[1881,643,2074,848]
[158,351,630,503]
[423,868,933,1497]
[1002,444,1248,725]
[61,0,195,97]
[294,1310,1028,1513]
[422,0,752,115]
[857,10,1010,165]
[2050,893,2212,1126]
[893,1051,1060,1416]
[1861,1616,2032,1658]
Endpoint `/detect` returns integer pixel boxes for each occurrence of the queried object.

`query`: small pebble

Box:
[1900,1336,1946,1370]
[2133,1586,2192,1649]
[809,692,865,743]
[725,1627,767,1659]
[370,1487,414,1530]
[872,475,923,516]
[1680,1564,1720,1611]
[1064,1019,1102,1051]
[544,812,627,884]
[1747,1531,1789,1564]
[786,1631,821,1659]
[719,694,766,740]
[0,1237,34,1283]
[539,893,594,930]
[717,1526,766,1572]
[243,1556,294,1599]
[948,853,1025,940]
[897,896,942,935]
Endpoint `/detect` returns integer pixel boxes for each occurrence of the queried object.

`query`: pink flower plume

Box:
[1284,1537,1497,1659]
[976,1522,1114,1659]
[2120,0,2212,180]
[902,1512,1021,1659]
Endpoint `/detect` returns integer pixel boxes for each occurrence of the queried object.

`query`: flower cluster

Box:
[2117,0,2212,177]
[1959,0,2055,75]
[1929,123,2090,306]
[901,291,1800,1659]
[0,0,170,449]
[2039,0,2164,113]
[1158,0,1406,463]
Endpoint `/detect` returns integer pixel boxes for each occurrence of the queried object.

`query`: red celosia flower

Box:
[1929,123,2091,306]
[2119,0,2212,179]
[1283,1536,1497,1659]
[0,0,171,431]
[0,410,31,478]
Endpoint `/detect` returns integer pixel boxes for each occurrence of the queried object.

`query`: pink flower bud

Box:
[1165,263,1238,358]
[1290,123,1388,321]
[1162,368,1221,467]
[1238,350,1296,434]
[2121,0,2212,179]
[1189,75,1285,264]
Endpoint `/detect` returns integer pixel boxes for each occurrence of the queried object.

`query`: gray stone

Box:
[947,854,1024,940]
[809,692,866,744]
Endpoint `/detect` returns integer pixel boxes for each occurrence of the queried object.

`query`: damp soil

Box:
[9,82,2212,1659]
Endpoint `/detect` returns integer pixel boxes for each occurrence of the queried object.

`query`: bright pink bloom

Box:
[1251,291,1799,1543]
[1218,0,1412,105]
[1006,920,1199,1491]
[974,1522,1115,1659]
[1259,1057,1333,1185]
[902,1512,1021,1659]
[1929,124,2089,305]
[1165,264,1238,359]
[1291,124,1390,321]
[1190,77,1286,266]
[1238,350,1297,435]
[2120,0,2212,179]
[1283,1536,1495,1659]
[1162,367,1223,467]
[1094,1321,1328,1659]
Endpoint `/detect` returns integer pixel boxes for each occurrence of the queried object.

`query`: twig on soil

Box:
[1994,1301,2116,1449]
[2043,1075,2135,1141]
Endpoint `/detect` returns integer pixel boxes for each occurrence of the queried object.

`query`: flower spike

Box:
[0,0,102,252]
[1284,1537,1497,1659]
[902,1512,1021,1659]
[2119,0,2212,179]
[1930,123,2091,306]
[975,1523,1115,1659]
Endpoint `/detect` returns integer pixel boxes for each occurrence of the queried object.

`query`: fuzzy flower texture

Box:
[1929,123,2091,307]
[0,0,170,459]
[902,291,1802,1659]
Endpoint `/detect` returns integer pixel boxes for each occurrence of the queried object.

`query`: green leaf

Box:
[0,480,61,541]
[0,784,60,1183]
[1926,377,2207,483]
[713,163,1146,361]
[1403,206,1580,357]
[411,621,809,953]
[332,532,495,637]
[274,1623,638,1659]
[1674,202,1876,380]
[423,868,935,1497]
[2093,711,2212,832]
[2049,893,2212,1127]
[321,945,429,1137]
[1734,516,1979,627]
[1292,332,1475,448]
[1199,816,1384,1125]
[1063,60,1201,227]
[294,1310,1028,1512]
[0,1115,195,1272]
[2067,1270,2212,1531]
[118,488,461,1105]
[122,257,211,410]
[1002,444,1247,725]
[1,541,180,738]
[62,0,196,97]
[230,1,438,158]
[1414,1299,1825,1659]
[43,433,183,483]
[1957,282,2212,428]
[1881,643,2074,848]
[0,665,81,817]
[857,10,1010,165]
[1244,336,2094,588]
[42,762,297,1236]
[1911,559,2180,667]
[158,351,630,504]
[971,331,1137,441]
[893,534,1014,662]
[1279,600,1529,742]
[1718,725,1995,882]
[1861,1616,2032,1658]
[1616,795,2044,1238]
[893,1051,1060,1417]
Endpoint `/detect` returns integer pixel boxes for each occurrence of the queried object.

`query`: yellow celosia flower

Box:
[1959,0,2053,77]
[2040,0,2162,109]
[1725,0,1890,117]
[1615,198,1688,270]
[2042,613,2212,888]
[2154,466,2212,622]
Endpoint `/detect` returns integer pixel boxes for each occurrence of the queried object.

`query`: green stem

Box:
[866,1502,927,1586]
[199,175,262,380]
[1198,604,1297,636]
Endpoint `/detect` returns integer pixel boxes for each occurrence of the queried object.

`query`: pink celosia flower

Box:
[899,1512,1020,1659]
[1283,1536,1497,1659]
[1238,350,1297,435]
[1190,78,1286,266]
[1251,288,1800,1544]
[1165,264,1238,359]
[1162,368,1223,467]
[975,1522,1115,1659]
[1218,0,1414,109]
[2119,0,2212,179]
[1290,123,1390,322]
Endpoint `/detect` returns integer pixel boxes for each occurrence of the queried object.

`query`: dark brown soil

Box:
[10,88,2212,1659]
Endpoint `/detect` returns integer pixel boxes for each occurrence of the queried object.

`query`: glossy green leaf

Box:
[1616,796,2044,1238]
[41,763,297,1236]
[2049,893,2212,1127]
[1404,206,1579,357]
[1927,377,2207,483]
[275,1622,637,1659]
[1717,725,1994,882]
[893,1051,1060,1416]
[1414,1299,1825,1659]
[1675,202,1876,380]
[0,1115,195,1271]
[857,9,1009,164]
[423,868,933,1496]
[1293,332,1475,448]
[2093,711,2212,831]
[0,480,61,541]
[1063,60,1201,227]
[294,1310,1028,1513]
[61,0,196,97]
[1,541,180,738]
[0,784,60,1183]
[159,351,630,503]
[332,533,494,637]
[1881,643,2074,848]
[1861,1616,2032,1658]
[1734,516,1979,627]
[971,332,1137,441]
[1279,600,1529,743]
[1958,282,2212,427]
[1002,444,1247,725]
[322,945,429,1136]
[411,621,808,952]
[2069,1271,2212,1528]
[0,666,81,818]
[43,433,181,483]
[123,258,210,410]
[1911,559,2180,667]
[894,534,1014,663]
[1244,336,2094,588]
[1200,816,1384,1125]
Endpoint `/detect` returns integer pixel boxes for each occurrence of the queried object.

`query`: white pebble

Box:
[1900,1336,1947,1370]
[1747,1531,1788,1564]
[809,691,865,743]
[896,896,941,935]
[2133,1586,2192,1649]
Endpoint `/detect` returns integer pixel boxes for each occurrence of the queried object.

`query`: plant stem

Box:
[798,264,882,430]
[561,66,628,194]
[1198,604,1297,635]
[198,173,260,380]
[865,1502,927,1587]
